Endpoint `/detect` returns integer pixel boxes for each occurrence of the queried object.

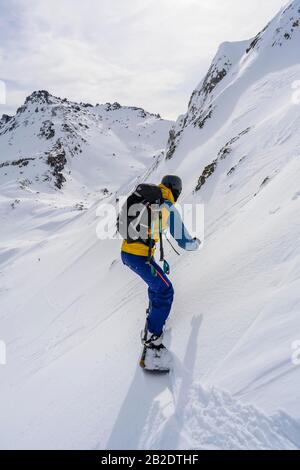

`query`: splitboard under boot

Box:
[139,313,172,373]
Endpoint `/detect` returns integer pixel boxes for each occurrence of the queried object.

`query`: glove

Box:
[193,237,201,249]
[186,237,201,251]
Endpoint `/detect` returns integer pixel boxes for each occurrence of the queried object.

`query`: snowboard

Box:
[139,313,172,373]
[139,344,172,373]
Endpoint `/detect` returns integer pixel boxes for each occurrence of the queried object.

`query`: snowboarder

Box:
[119,175,200,353]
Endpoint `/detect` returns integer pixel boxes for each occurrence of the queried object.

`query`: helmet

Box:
[161,175,182,202]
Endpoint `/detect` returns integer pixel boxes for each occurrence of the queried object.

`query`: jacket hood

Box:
[159,183,175,204]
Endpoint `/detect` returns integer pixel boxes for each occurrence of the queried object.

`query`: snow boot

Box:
[143,331,164,349]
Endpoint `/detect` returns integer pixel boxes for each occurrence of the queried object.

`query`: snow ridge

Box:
[166,0,300,161]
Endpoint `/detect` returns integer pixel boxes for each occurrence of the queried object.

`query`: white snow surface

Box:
[0,0,300,450]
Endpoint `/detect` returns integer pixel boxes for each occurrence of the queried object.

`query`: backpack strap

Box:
[159,208,171,275]
[159,210,164,262]
[146,206,153,263]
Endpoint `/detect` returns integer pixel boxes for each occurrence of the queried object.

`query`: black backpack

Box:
[117,184,165,259]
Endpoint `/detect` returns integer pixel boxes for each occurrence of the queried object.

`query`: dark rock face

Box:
[246,30,265,53]
[11,157,35,168]
[195,128,251,191]
[166,129,181,160]
[16,105,27,115]
[202,66,228,98]
[194,106,213,129]
[0,114,13,126]
[165,106,214,160]
[195,160,218,191]
[0,157,35,169]
[0,114,16,135]
[25,90,52,106]
[218,128,251,160]
[46,141,67,189]
[105,102,121,112]
[39,120,55,140]
[111,102,121,110]
[227,156,247,176]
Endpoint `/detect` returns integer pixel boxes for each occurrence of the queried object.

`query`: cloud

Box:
[0,0,287,119]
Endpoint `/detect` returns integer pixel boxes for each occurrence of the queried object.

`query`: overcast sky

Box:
[0,0,288,120]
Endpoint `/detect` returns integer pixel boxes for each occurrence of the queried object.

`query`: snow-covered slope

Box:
[159,0,300,436]
[1,0,300,450]
[166,0,300,160]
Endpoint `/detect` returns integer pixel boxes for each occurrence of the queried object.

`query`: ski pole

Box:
[165,236,181,256]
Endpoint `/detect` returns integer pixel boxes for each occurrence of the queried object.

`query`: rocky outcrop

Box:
[46,141,67,189]
[39,120,55,140]
[0,157,35,169]
[195,128,251,191]
[165,40,249,160]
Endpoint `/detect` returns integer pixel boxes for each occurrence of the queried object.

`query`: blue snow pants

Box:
[121,252,174,336]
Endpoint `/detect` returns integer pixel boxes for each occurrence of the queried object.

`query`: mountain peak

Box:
[25,90,54,105]
[0,88,172,194]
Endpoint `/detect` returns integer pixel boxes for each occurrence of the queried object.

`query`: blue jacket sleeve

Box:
[164,201,200,251]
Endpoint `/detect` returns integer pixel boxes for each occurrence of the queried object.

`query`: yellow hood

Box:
[159,183,175,204]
